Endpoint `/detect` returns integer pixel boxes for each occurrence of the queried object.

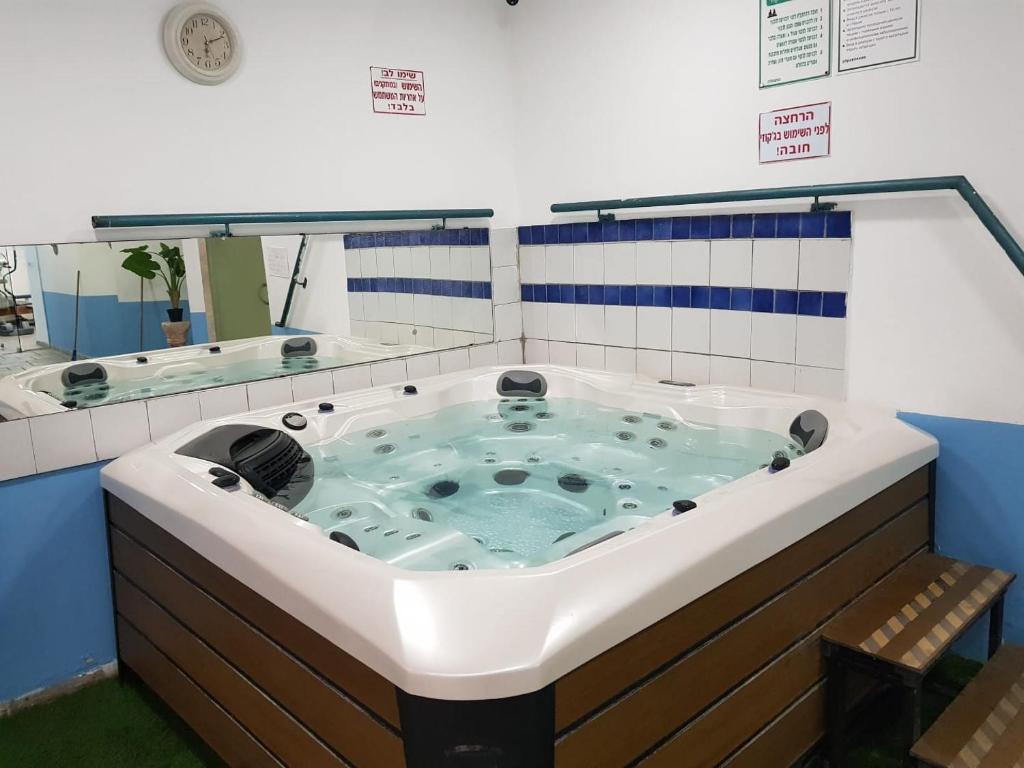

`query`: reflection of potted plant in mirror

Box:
[121,243,190,347]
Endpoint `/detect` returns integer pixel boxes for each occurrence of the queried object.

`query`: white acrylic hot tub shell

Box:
[0,333,430,418]
[100,365,938,700]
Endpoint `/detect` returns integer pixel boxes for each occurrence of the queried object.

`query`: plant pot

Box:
[166,307,184,322]
[161,320,191,348]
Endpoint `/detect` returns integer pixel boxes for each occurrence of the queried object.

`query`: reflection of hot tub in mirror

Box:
[0,227,495,419]
[0,334,432,418]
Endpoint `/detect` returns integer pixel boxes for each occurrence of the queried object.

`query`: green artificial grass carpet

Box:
[0,677,221,768]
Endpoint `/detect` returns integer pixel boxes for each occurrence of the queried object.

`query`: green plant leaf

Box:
[120,246,160,280]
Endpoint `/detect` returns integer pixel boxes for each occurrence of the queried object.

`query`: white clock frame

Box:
[162,3,242,85]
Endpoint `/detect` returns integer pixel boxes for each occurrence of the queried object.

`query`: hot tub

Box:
[100,366,938,768]
[0,333,431,418]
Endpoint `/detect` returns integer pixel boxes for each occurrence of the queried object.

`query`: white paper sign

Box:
[759,102,832,163]
[370,66,426,116]
[759,0,831,88]
[265,246,292,279]
[839,0,919,72]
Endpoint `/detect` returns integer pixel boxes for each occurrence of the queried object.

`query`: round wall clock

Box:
[163,4,241,85]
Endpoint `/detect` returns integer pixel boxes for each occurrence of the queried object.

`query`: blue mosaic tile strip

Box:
[517,211,851,245]
[348,277,492,300]
[520,283,846,318]
[343,229,489,249]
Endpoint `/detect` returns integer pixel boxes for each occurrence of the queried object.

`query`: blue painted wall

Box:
[190,311,209,344]
[41,292,193,357]
[899,413,1024,657]
[0,463,116,704]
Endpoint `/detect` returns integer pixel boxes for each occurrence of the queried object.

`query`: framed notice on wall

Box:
[759,0,831,89]
[839,0,920,73]
[759,102,832,163]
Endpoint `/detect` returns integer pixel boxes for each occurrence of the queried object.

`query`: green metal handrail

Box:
[91,208,494,230]
[551,176,1024,276]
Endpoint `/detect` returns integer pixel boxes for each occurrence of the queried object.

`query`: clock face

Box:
[178,13,234,73]
[163,4,241,85]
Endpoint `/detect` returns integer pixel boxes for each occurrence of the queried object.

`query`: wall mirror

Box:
[0,227,494,420]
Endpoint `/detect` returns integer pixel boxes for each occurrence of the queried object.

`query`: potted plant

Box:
[121,243,190,347]
[121,243,187,321]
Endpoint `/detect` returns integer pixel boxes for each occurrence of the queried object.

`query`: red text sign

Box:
[759,102,831,163]
[371,67,426,116]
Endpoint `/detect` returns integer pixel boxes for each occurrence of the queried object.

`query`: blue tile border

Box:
[517,211,851,245]
[343,229,489,249]
[347,277,492,300]
[519,283,846,318]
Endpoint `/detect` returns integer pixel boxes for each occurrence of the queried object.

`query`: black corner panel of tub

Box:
[397,686,555,768]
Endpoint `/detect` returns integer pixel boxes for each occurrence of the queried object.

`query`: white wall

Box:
[507,2,1024,425]
[0,0,519,244]
[262,234,351,335]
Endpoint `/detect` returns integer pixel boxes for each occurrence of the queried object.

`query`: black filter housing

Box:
[176,425,314,509]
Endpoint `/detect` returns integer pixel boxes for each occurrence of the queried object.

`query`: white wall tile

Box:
[709,310,751,358]
[439,348,471,374]
[434,329,454,348]
[525,338,549,364]
[494,302,523,341]
[497,340,524,365]
[198,384,249,420]
[469,343,500,368]
[247,377,294,410]
[710,240,753,287]
[671,241,710,284]
[450,249,472,280]
[0,419,36,481]
[575,305,604,345]
[672,308,711,353]
[290,372,335,403]
[519,246,545,283]
[636,307,672,350]
[605,347,637,374]
[798,240,851,292]
[360,250,378,277]
[472,300,494,334]
[28,410,97,473]
[370,359,408,386]
[492,266,520,305]
[549,341,578,367]
[403,354,440,380]
[471,247,491,282]
[709,356,751,387]
[751,313,797,364]
[636,242,672,284]
[547,304,576,342]
[671,352,711,385]
[490,228,517,268]
[576,344,605,370]
[637,348,672,380]
[796,366,847,399]
[522,303,548,339]
[376,248,395,277]
[147,393,202,441]
[752,240,799,289]
[573,244,604,283]
[345,250,362,278]
[411,249,430,278]
[429,247,451,279]
[545,245,574,283]
[90,401,151,460]
[796,317,847,369]
[395,295,415,325]
[750,361,796,393]
[333,365,372,393]
[604,306,636,347]
[393,247,412,277]
[604,243,636,284]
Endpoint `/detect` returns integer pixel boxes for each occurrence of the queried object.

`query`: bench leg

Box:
[989,595,1005,659]
[826,654,848,768]
[901,680,922,767]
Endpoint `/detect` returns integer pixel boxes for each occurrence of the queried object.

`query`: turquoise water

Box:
[50,356,351,408]
[292,397,800,571]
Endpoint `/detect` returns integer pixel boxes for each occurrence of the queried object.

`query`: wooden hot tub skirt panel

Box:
[106,494,406,768]
[553,466,931,768]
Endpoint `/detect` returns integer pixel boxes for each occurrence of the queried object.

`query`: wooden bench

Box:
[822,552,1014,767]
